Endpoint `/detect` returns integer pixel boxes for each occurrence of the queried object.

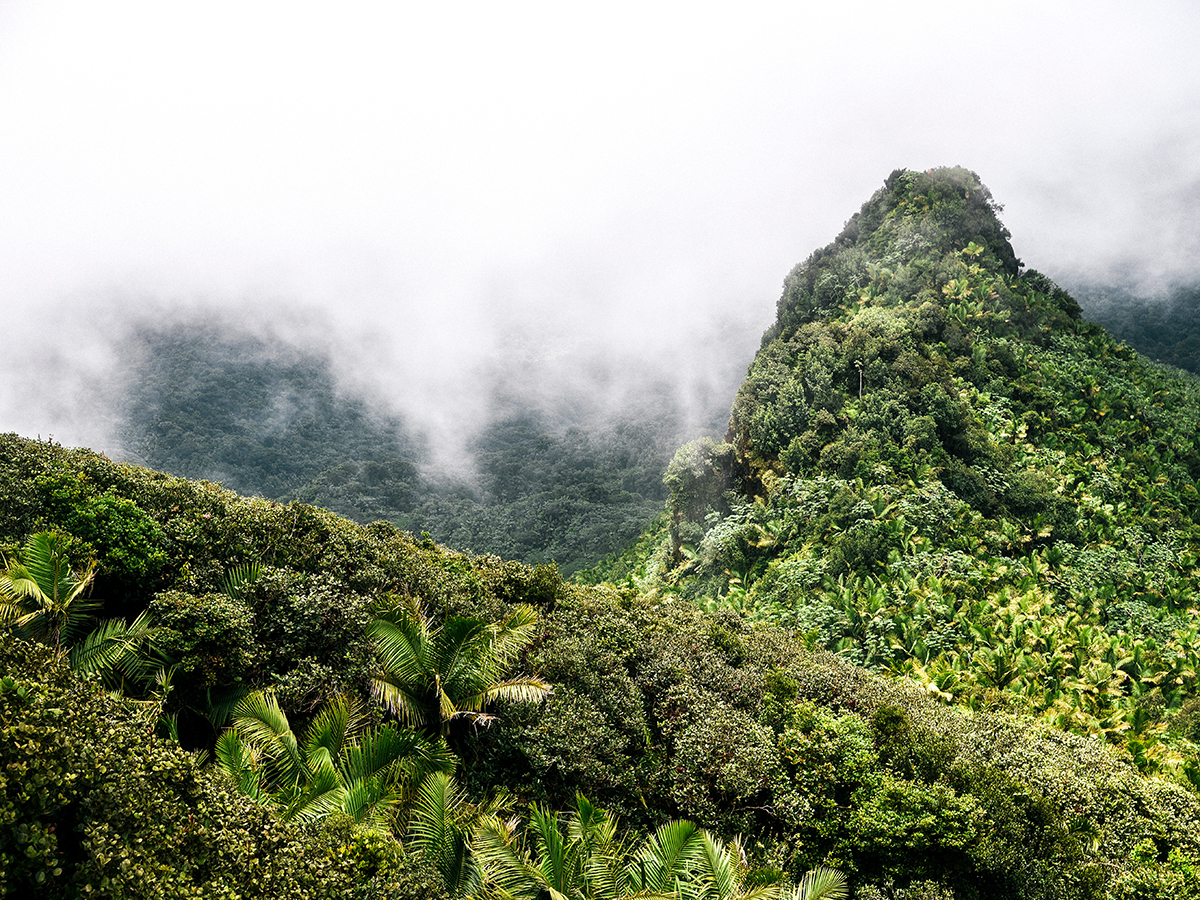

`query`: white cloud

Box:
[2,0,1198,448]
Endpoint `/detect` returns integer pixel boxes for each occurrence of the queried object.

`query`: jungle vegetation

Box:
[6,167,1200,898]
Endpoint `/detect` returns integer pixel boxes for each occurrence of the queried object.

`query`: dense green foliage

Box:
[8,165,1200,897]
[4,429,1200,896]
[0,638,446,899]
[605,167,1200,783]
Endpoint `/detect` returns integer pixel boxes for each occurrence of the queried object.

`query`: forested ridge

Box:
[115,324,688,574]
[6,167,1200,898]
[595,165,1200,781]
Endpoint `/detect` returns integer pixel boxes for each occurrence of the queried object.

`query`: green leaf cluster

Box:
[0,637,446,899]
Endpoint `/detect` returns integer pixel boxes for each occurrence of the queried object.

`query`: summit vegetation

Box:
[5,167,1200,899]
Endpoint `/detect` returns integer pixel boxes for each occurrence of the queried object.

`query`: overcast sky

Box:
[2,1,1198,452]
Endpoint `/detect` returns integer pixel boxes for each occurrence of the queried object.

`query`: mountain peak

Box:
[729,167,1095,488]
[769,166,1025,341]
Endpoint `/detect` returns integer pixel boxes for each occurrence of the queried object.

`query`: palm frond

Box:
[70,617,136,675]
[475,674,552,709]
[739,886,785,900]
[440,830,482,900]
[407,771,481,898]
[370,674,427,727]
[369,606,431,725]
[436,617,492,697]
[792,867,848,900]
[340,723,432,786]
[529,803,581,896]
[368,597,430,681]
[220,562,262,600]
[231,690,304,786]
[691,831,739,900]
[407,771,458,857]
[284,763,344,823]
[490,604,540,668]
[303,693,364,763]
[1,533,100,648]
[203,683,252,730]
[57,595,104,647]
[0,577,34,626]
[634,819,703,893]
[473,814,544,900]
[570,792,620,855]
[69,610,161,687]
[214,729,266,801]
[341,776,399,830]
[437,678,463,728]
[572,795,627,900]
[369,594,548,742]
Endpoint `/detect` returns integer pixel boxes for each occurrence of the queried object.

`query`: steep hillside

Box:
[607,166,1200,777]
[6,431,1200,897]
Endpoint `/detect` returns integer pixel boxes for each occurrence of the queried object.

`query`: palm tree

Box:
[367,595,551,740]
[473,794,784,900]
[215,690,455,830]
[0,531,100,651]
[786,868,848,900]
[405,770,487,899]
[2,531,167,697]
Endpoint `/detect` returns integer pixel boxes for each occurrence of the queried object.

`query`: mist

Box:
[3,1,1199,462]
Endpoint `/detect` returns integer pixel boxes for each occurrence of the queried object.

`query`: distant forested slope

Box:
[395,404,679,573]
[114,322,709,574]
[118,323,424,504]
[1071,281,1200,375]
